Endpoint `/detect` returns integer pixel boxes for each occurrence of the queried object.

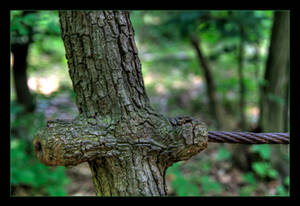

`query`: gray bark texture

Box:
[33,11,208,196]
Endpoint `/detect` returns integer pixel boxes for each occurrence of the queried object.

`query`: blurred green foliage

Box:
[166,158,223,196]
[198,175,222,194]
[11,11,60,42]
[10,102,70,196]
[11,139,69,196]
[251,144,289,195]
[167,162,199,196]
[217,146,232,161]
[131,10,274,123]
[237,144,289,196]
[166,161,222,196]
[166,144,289,196]
[11,10,72,196]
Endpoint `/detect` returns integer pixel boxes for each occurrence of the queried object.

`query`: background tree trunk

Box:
[284,59,290,132]
[258,11,290,132]
[33,11,208,196]
[11,43,35,113]
[256,11,290,179]
[231,32,250,170]
[11,11,35,113]
[253,41,260,81]
[253,40,261,127]
[190,35,223,130]
[237,25,246,130]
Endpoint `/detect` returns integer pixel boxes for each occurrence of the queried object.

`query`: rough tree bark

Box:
[33,11,208,196]
[258,11,290,132]
[190,34,223,130]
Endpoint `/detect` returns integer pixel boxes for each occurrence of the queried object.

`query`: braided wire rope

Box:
[208,131,289,144]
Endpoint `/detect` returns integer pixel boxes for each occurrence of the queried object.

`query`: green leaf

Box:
[10,139,20,150]
[46,186,67,196]
[243,172,257,186]
[276,185,289,196]
[19,170,35,184]
[217,146,232,161]
[10,132,69,195]
[167,162,200,196]
[251,145,271,160]
[268,169,278,179]
[284,176,290,186]
[199,175,222,194]
[252,162,269,177]
[175,177,199,196]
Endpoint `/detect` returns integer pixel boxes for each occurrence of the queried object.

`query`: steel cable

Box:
[208,131,289,144]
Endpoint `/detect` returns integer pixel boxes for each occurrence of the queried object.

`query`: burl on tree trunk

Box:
[33,11,208,196]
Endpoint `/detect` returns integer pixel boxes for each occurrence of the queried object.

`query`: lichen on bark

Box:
[33,11,208,196]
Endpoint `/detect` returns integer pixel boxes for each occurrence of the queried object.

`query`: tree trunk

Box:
[11,42,35,113]
[230,33,249,170]
[253,40,261,126]
[284,59,290,132]
[33,11,208,196]
[258,11,290,132]
[237,26,246,130]
[190,35,223,129]
[253,41,261,84]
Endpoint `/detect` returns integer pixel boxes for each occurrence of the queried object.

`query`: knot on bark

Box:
[33,114,208,167]
[33,117,113,166]
[166,116,208,163]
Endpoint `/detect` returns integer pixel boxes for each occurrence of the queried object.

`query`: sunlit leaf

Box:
[252,162,269,177]
[251,145,271,160]
[268,169,278,179]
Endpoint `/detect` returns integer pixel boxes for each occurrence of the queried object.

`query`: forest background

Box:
[10,10,290,196]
